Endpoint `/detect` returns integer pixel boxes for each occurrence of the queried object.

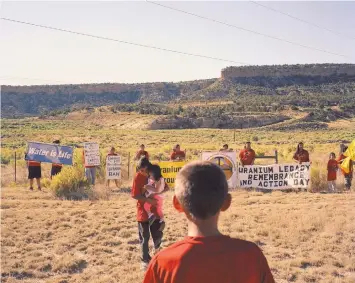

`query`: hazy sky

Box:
[1,1,354,85]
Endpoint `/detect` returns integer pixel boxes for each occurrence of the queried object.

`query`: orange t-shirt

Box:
[239,149,256,165]
[28,160,41,167]
[327,159,338,181]
[293,150,310,163]
[144,235,275,283]
[131,171,149,222]
[170,150,185,160]
[337,154,353,175]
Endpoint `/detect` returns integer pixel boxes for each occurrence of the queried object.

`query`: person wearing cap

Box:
[239,142,256,166]
[170,144,186,161]
[51,140,63,179]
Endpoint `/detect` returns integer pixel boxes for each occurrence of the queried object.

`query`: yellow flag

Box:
[340,140,355,174]
[344,139,355,160]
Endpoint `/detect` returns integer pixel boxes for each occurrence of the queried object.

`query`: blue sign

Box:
[26,142,73,165]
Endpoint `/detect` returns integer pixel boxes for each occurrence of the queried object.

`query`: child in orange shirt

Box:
[327,152,338,193]
[143,161,275,283]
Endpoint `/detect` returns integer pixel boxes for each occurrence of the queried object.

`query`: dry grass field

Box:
[1,186,355,283]
[1,116,355,282]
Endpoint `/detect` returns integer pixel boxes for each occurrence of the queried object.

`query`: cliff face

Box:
[221,64,355,79]
[150,115,289,130]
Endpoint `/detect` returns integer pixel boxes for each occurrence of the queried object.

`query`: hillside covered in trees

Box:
[2,64,355,121]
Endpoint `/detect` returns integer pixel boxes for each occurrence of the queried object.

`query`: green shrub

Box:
[49,149,91,199]
[0,155,10,165]
[50,166,91,199]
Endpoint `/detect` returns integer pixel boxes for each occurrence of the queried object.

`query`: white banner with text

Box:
[238,163,311,189]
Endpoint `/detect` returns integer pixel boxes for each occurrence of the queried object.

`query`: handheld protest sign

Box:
[84,142,100,166]
[26,141,73,165]
[106,155,121,180]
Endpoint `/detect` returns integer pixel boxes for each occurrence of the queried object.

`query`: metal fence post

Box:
[14,152,17,183]
[275,150,278,164]
[127,152,130,180]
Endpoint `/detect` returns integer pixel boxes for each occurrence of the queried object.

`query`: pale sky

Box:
[1,1,354,85]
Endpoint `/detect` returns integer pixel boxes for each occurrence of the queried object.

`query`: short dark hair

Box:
[223,144,228,148]
[137,157,151,170]
[53,140,60,144]
[149,165,163,180]
[175,161,228,220]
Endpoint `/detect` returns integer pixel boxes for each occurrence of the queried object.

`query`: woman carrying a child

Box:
[132,159,168,271]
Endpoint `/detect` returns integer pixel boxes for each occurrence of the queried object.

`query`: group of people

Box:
[327,145,353,192]
[26,141,353,193]
[133,159,275,282]
[26,140,63,191]
[135,144,186,162]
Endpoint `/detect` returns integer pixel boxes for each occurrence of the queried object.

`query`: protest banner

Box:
[26,142,73,165]
[106,155,121,180]
[238,163,311,189]
[202,151,238,188]
[157,161,186,187]
[84,142,100,166]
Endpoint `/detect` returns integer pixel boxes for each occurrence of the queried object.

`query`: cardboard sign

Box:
[84,142,100,166]
[106,155,121,180]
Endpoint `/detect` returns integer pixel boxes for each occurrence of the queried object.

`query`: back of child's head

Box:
[137,157,151,170]
[149,165,162,181]
[175,161,228,220]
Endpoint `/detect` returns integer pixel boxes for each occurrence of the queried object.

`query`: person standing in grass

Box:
[143,161,275,283]
[135,144,149,161]
[170,144,186,161]
[142,164,167,229]
[106,147,120,189]
[239,142,256,166]
[131,157,162,271]
[220,144,231,152]
[25,153,42,191]
[338,146,353,191]
[51,140,62,179]
[293,142,310,164]
[83,150,96,186]
[327,152,338,193]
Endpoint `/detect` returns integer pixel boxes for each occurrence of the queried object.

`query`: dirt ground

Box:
[1,187,355,283]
